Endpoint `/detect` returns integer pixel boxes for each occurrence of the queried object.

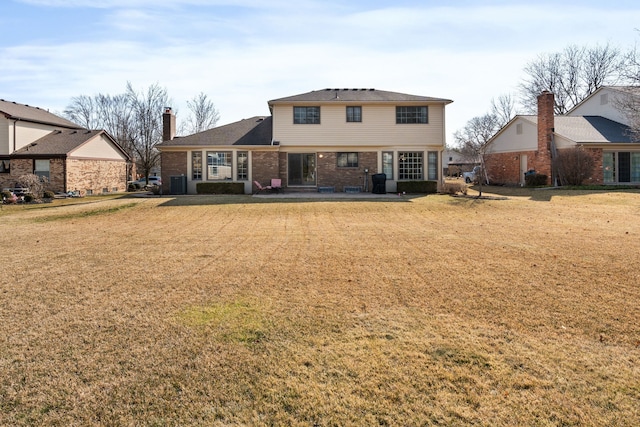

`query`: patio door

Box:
[288,153,316,186]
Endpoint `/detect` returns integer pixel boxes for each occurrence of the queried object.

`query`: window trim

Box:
[382,152,393,180]
[206,151,233,181]
[396,106,428,124]
[293,106,321,124]
[192,151,203,181]
[346,106,362,123]
[398,151,424,180]
[337,152,359,168]
[237,151,248,181]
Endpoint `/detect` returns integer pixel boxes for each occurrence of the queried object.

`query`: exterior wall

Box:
[485,151,537,186]
[584,148,603,185]
[315,151,378,190]
[66,158,127,194]
[160,151,188,194]
[72,135,127,160]
[271,103,446,147]
[486,118,537,154]
[14,122,60,152]
[569,88,629,126]
[251,151,280,192]
[0,117,9,155]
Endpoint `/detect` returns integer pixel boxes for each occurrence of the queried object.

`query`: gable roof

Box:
[566,86,640,115]
[11,129,130,159]
[158,116,272,147]
[268,88,453,105]
[493,114,634,145]
[0,99,81,129]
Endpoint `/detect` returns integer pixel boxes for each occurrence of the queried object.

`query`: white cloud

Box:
[3,0,640,142]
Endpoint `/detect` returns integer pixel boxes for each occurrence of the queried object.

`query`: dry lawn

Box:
[1,188,639,426]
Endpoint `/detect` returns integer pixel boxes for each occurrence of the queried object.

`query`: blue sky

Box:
[2,0,640,142]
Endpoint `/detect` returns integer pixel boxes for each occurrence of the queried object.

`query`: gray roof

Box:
[11,129,128,158]
[524,115,634,143]
[158,116,272,147]
[268,88,453,104]
[0,99,81,129]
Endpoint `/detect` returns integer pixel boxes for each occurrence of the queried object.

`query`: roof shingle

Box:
[0,99,81,129]
[268,88,453,104]
[158,116,272,147]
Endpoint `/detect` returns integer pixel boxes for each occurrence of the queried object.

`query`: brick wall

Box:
[66,158,128,194]
[160,151,187,194]
[536,91,554,183]
[485,152,533,185]
[251,151,280,190]
[585,148,603,184]
[316,151,378,190]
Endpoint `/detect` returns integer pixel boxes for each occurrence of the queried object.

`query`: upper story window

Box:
[346,106,362,122]
[396,106,428,124]
[294,106,320,124]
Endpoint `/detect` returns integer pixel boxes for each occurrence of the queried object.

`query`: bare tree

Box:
[125,82,171,183]
[490,93,516,127]
[64,95,98,129]
[519,43,623,114]
[182,92,220,135]
[454,113,501,196]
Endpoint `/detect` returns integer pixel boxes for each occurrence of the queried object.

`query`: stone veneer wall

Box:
[66,158,127,195]
[160,151,187,194]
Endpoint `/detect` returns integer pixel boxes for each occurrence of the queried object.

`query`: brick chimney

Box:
[163,107,175,141]
[536,91,554,182]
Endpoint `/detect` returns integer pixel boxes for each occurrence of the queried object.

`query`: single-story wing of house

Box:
[484,88,640,186]
[1,99,131,195]
[157,88,453,194]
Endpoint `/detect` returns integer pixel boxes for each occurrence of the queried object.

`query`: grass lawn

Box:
[1,188,639,426]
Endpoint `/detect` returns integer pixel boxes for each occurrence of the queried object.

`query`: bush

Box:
[43,190,55,199]
[23,193,35,203]
[525,173,548,187]
[196,182,245,194]
[17,174,46,199]
[396,181,438,194]
[150,185,162,195]
[442,182,468,195]
[555,147,595,186]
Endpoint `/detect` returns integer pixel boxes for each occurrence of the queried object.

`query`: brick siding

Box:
[160,151,187,194]
[316,151,378,190]
[251,151,280,191]
[66,158,127,195]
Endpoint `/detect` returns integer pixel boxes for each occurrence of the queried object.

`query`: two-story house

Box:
[1,99,131,195]
[157,88,453,194]
[484,87,640,186]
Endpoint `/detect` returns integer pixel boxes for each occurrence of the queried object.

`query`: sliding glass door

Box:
[288,153,316,186]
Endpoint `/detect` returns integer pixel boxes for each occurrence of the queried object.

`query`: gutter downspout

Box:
[12,118,19,152]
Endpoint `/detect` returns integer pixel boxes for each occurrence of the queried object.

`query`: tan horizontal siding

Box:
[272,104,445,147]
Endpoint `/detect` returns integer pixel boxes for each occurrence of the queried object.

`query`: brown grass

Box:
[1,189,639,426]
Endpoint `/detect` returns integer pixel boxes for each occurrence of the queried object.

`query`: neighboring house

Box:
[157,88,453,194]
[0,99,131,195]
[443,148,477,177]
[484,88,640,186]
